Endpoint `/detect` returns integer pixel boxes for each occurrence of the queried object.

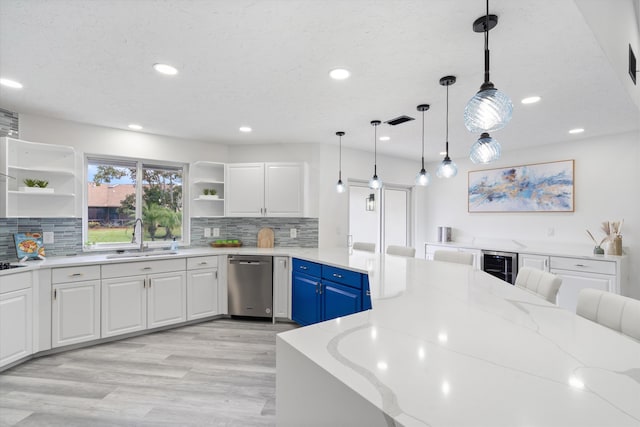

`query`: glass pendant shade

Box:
[436,157,458,178]
[470,132,501,164]
[336,179,345,193]
[369,174,382,190]
[415,169,431,186]
[464,86,513,133]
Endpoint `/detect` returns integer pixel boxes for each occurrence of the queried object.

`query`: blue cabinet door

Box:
[292,272,321,326]
[323,281,361,321]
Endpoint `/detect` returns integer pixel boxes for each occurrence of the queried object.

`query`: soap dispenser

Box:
[170,237,178,251]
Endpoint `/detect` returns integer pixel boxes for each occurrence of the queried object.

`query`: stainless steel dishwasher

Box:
[227,255,273,318]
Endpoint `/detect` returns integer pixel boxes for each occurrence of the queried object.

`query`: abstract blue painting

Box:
[468,160,574,212]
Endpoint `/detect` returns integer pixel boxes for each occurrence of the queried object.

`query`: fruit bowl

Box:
[210,239,242,248]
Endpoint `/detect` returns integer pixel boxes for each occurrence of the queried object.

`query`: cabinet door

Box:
[323,281,362,321]
[551,270,615,312]
[148,272,187,328]
[292,272,320,326]
[52,280,100,347]
[225,163,265,216]
[102,276,146,338]
[273,256,291,319]
[187,269,219,320]
[519,254,549,272]
[0,288,32,367]
[265,163,304,217]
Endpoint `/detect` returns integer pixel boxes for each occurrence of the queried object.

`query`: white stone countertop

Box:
[424,239,627,260]
[278,254,640,426]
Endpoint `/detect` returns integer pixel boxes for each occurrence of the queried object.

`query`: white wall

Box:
[423,130,640,297]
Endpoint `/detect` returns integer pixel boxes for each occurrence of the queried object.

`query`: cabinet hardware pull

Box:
[53,289,57,300]
[300,266,307,270]
[199,262,208,265]
[143,267,152,270]
[366,290,371,296]
[333,273,342,278]
[215,271,218,280]
[318,283,323,294]
[143,279,146,288]
[148,280,152,288]
[575,264,587,268]
[70,273,83,277]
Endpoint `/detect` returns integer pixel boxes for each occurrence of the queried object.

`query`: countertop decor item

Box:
[210,239,242,248]
[586,230,606,254]
[602,219,623,255]
[14,232,46,260]
[468,159,574,212]
[257,227,275,248]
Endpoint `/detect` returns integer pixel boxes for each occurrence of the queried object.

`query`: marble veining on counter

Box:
[277,255,640,426]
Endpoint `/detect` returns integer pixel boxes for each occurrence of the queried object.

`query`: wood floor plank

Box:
[0,318,297,426]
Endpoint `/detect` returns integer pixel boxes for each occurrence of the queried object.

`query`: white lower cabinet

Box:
[51,265,101,348]
[101,259,186,338]
[186,256,219,320]
[549,256,617,312]
[518,253,549,272]
[0,271,33,368]
[273,256,291,319]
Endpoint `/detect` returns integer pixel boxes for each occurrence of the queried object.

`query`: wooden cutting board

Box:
[257,227,275,248]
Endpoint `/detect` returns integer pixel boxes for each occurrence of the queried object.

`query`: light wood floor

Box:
[0,319,298,427]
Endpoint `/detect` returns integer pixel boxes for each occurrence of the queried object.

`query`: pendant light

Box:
[437,76,458,179]
[463,0,513,134]
[335,131,346,193]
[469,132,501,164]
[415,104,431,186]
[368,120,383,189]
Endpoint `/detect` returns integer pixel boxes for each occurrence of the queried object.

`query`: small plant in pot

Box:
[24,178,49,188]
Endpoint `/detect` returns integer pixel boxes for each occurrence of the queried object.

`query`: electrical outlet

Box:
[290,228,297,238]
[43,231,54,244]
[213,228,220,237]
[204,227,212,238]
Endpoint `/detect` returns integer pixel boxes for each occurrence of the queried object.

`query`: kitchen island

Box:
[276,252,640,426]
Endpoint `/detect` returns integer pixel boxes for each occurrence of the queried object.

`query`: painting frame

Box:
[468,160,575,213]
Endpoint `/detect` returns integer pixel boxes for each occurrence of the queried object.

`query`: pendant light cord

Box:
[484,0,490,84]
[339,133,342,180]
[421,109,425,169]
[373,123,378,175]
[445,83,450,157]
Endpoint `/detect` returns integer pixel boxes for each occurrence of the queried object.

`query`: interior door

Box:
[348,183,380,251]
[382,186,410,248]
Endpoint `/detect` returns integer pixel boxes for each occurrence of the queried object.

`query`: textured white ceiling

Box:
[0,0,637,161]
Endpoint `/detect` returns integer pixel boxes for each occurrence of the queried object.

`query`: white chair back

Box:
[577,288,640,341]
[386,245,416,257]
[352,242,376,252]
[514,267,562,303]
[433,250,473,266]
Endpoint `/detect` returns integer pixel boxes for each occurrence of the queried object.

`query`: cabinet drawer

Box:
[549,257,615,275]
[0,271,33,294]
[292,258,321,277]
[52,265,101,283]
[187,256,218,270]
[322,265,362,290]
[102,258,186,279]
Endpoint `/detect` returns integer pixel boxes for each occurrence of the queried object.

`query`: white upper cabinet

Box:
[1,137,79,218]
[226,162,305,217]
[189,161,225,217]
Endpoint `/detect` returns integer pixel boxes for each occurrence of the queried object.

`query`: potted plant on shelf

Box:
[21,178,54,193]
[201,188,218,199]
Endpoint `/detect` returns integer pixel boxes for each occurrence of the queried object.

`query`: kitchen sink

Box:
[106,251,179,259]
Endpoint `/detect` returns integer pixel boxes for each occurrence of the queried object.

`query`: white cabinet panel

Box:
[0,288,32,367]
[187,269,219,320]
[101,277,146,338]
[273,256,291,319]
[147,272,186,328]
[52,280,100,347]
[519,254,549,272]
[225,163,265,216]
[551,269,615,312]
[265,163,304,217]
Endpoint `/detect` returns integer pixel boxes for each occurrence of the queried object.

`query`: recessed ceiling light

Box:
[128,124,143,130]
[329,68,350,80]
[153,63,178,75]
[569,128,585,134]
[239,126,252,133]
[379,136,390,141]
[521,96,541,104]
[0,78,23,89]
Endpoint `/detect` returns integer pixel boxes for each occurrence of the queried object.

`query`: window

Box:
[85,156,186,249]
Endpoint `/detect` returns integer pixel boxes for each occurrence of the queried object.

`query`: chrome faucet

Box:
[131,218,146,251]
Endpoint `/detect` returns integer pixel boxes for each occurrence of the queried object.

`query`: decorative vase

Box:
[593,245,604,255]
[605,236,623,256]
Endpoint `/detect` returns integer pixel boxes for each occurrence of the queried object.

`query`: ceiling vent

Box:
[385,115,415,126]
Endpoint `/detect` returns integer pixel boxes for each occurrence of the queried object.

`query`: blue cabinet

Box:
[292,258,371,326]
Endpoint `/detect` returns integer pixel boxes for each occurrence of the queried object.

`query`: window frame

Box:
[83,154,189,251]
